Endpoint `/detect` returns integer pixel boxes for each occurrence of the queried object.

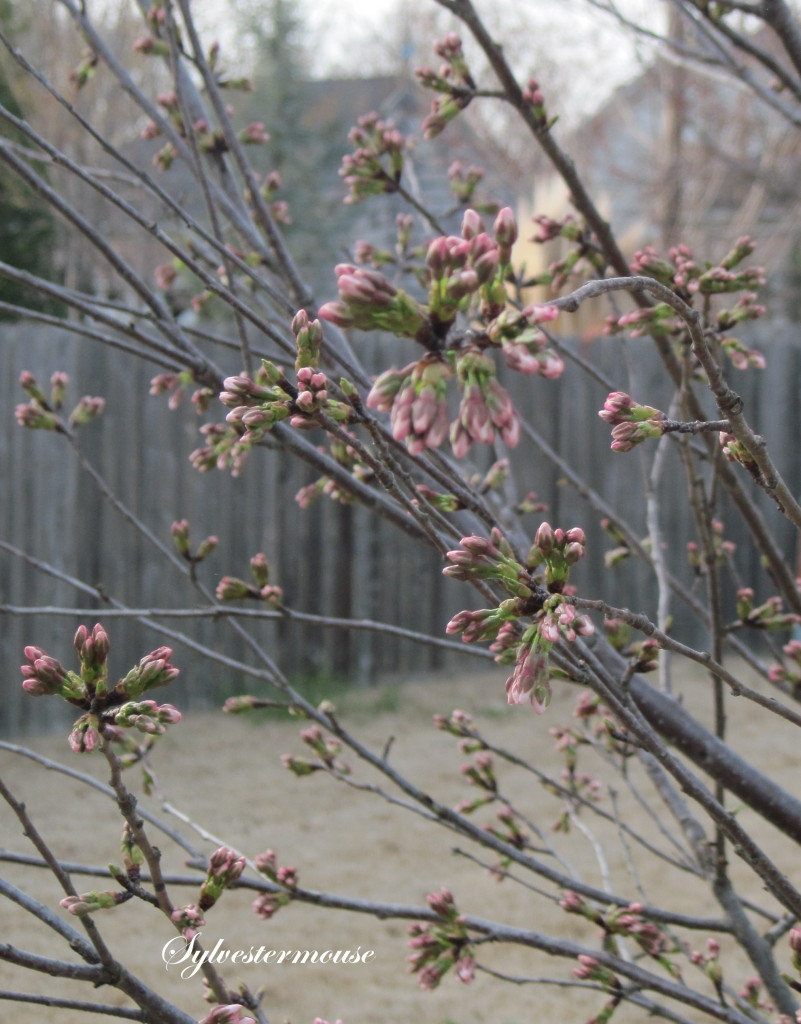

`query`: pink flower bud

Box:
[493,206,517,251]
[534,521,555,555]
[461,209,485,240]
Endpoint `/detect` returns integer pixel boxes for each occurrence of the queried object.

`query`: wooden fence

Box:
[2,322,800,736]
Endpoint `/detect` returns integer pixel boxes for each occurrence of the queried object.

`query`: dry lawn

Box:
[2,666,799,1024]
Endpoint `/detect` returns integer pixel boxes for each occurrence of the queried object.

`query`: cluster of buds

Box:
[768,640,801,694]
[318,263,427,338]
[199,846,247,911]
[68,714,101,753]
[504,602,593,712]
[211,41,254,92]
[606,240,767,344]
[22,641,93,702]
[281,725,350,778]
[222,361,352,438]
[572,954,621,991]
[563,897,673,969]
[299,725,349,773]
[220,363,293,439]
[740,979,775,1017]
[216,552,283,607]
[631,243,698,291]
[171,519,218,563]
[416,34,476,140]
[604,902,671,960]
[339,112,407,204]
[120,824,144,882]
[736,589,800,630]
[444,529,593,709]
[447,161,485,205]
[486,303,563,377]
[527,522,588,592]
[573,689,611,723]
[549,724,582,774]
[252,890,287,920]
[154,262,178,291]
[413,483,464,513]
[153,140,177,171]
[624,637,660,673]
[293,367,330,420]
[171,903,206,941]
[257,170,291,224]
[686,518,735,573]
[598,392,666,453]
[716,291,766,331]
[115,646,180,699]
[601,616,634,657]
[522,76,549,125]
[368,354,451,454]
[192,419,256,475]
[113,700,182,734]
[21,626,181,751]
[451,347,520,454]
[353,239,391,269]
[526,213,605,292]
[539,598,594,644]
[503,631,552,711]
[60,889,131,916]
[698,264,766,297]
[133,36,170,58]
[425,213,503,324]
[720,335,766,370]
[407,888,474,989]
[606,303,679,340]
[69,396,106,426]
[443,531,533,599]
[150,370,214,414]
[292,309,323,369]
[238,121,269,145]
[68,51,98,90]
[15,370,105,432]
[254,849,299,891]
[484,804,529,855]
[719,430,758,474]
[354,213,416,272]
[294,431,374,509]
[555,773,603,820]
[433,708,481,745]
[690,938,724,991]
[446,603,521,646]
[460,751,497,795]
[530,212,582,245]
[199,1005,256,1024]
[631,238,763,294]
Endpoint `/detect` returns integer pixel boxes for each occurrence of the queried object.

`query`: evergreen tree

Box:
[0,3,62,318]
[234,0,350,286]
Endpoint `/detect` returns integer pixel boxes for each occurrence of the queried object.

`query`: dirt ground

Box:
[2,665,800,1024]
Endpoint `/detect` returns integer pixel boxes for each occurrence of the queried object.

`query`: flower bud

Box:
[493,206,518,254]
[461,209,485,240]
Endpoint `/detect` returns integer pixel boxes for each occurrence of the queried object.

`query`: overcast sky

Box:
[192,0,665,121]
[295,0,664,117]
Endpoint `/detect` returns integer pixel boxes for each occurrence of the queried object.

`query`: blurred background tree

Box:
[0,1,62,318]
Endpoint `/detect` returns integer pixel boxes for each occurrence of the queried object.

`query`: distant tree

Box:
[0,5,62,318]
[235,0,349,281]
